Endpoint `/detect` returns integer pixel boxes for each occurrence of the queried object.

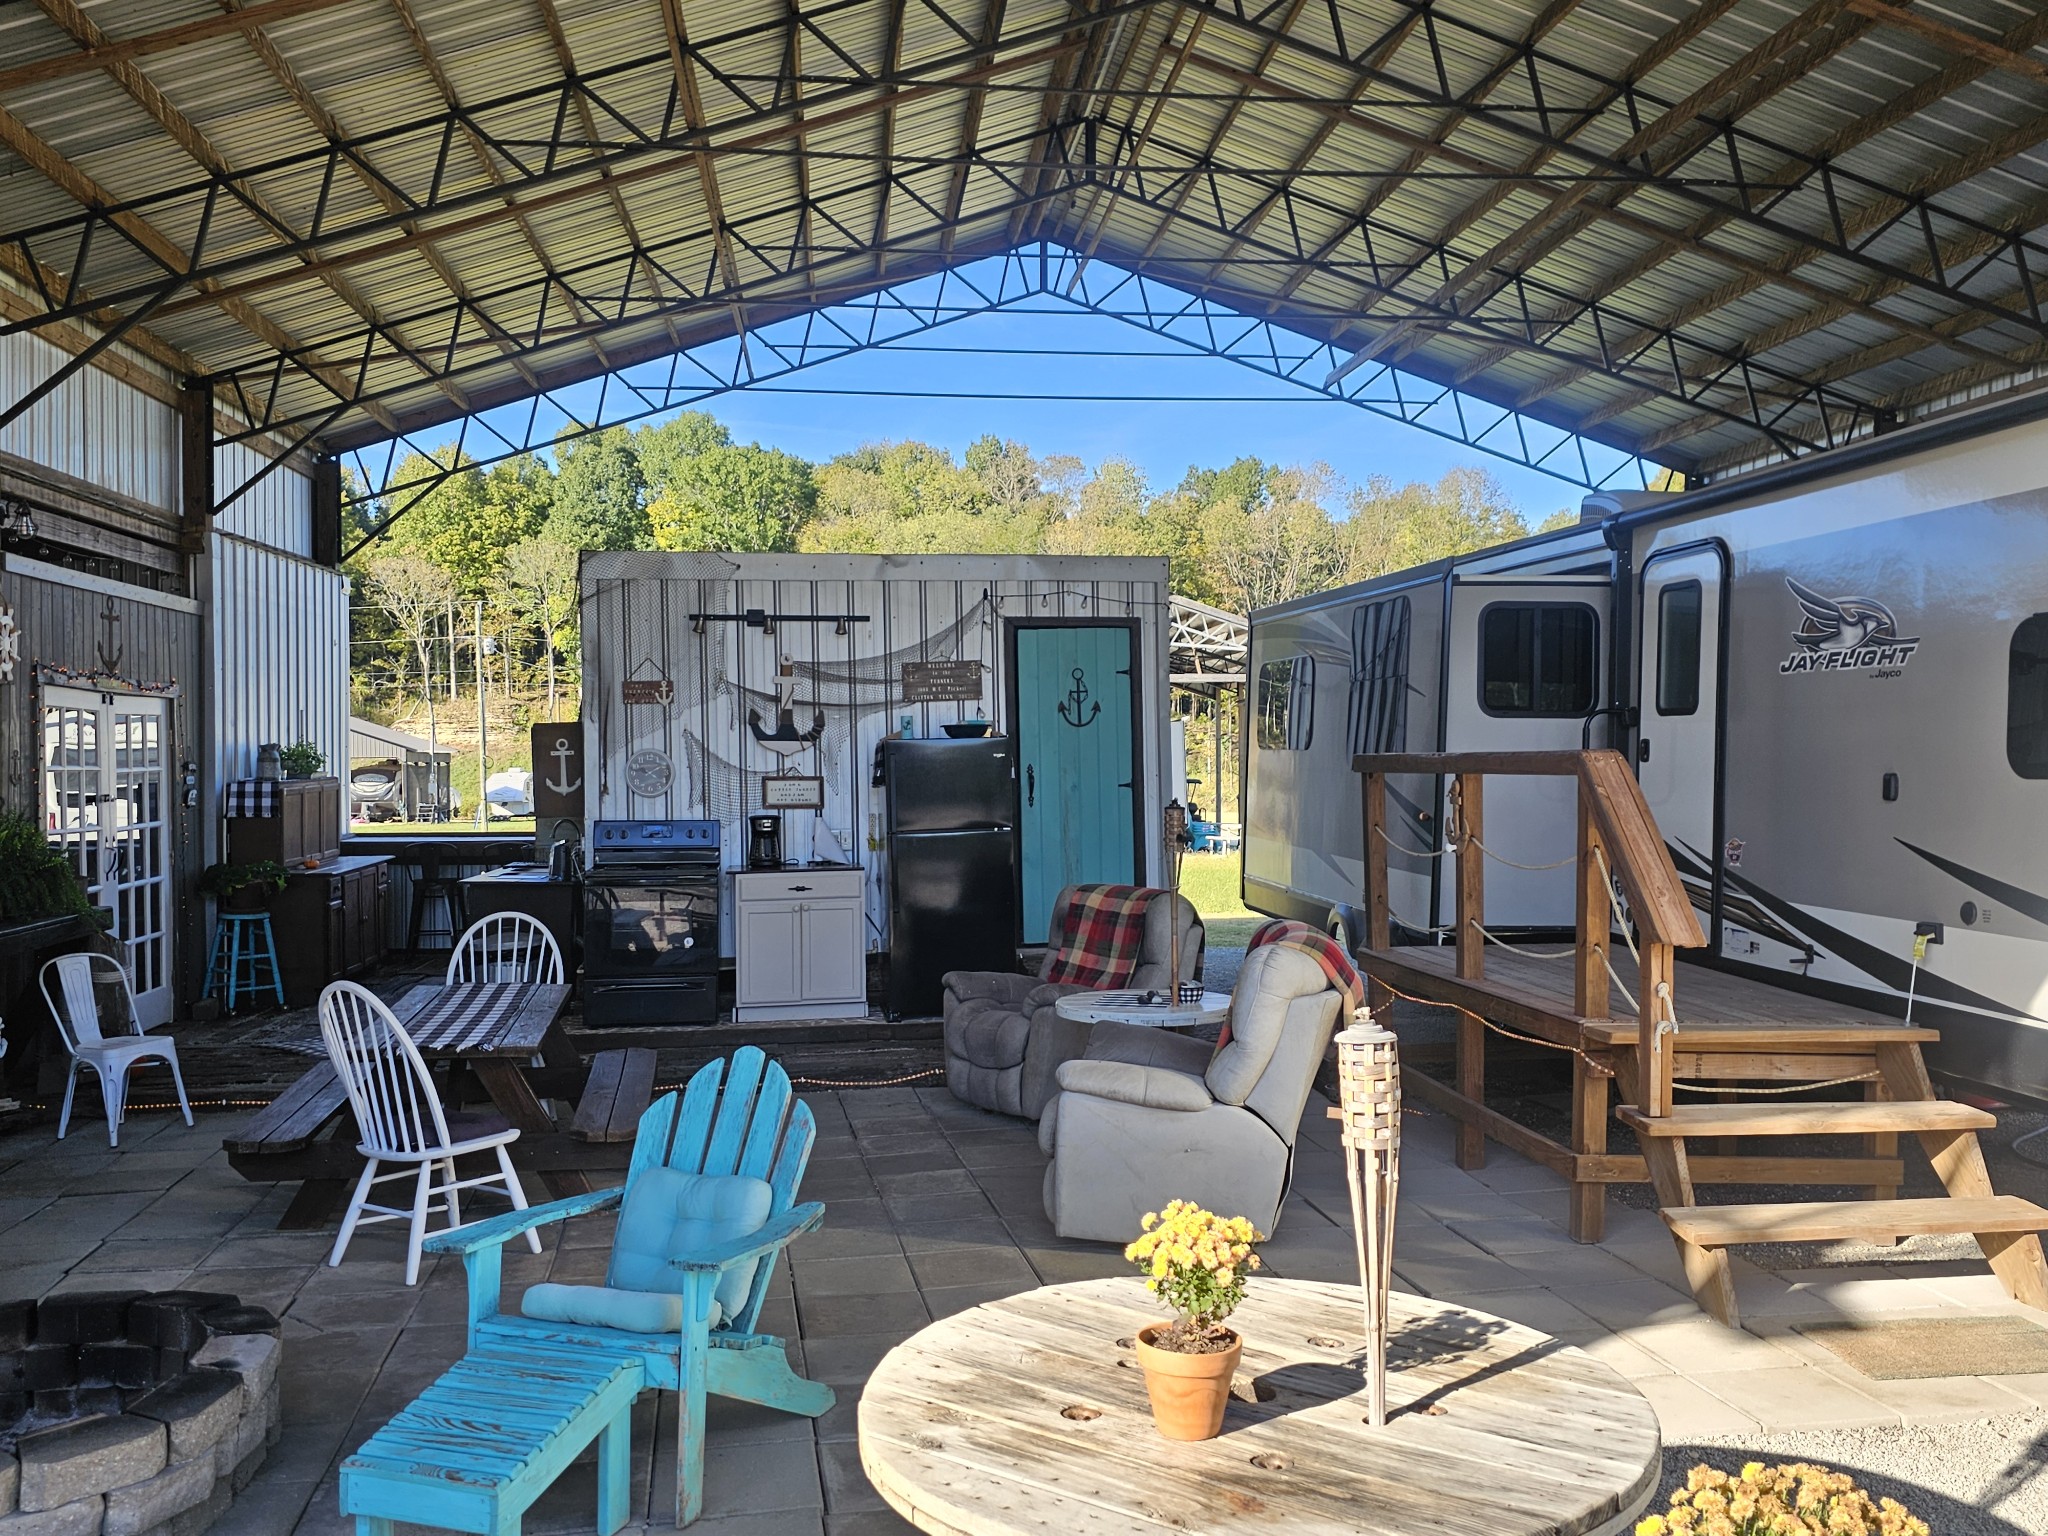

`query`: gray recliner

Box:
[1037,942,1342,1242]
[942,886,1203,1120]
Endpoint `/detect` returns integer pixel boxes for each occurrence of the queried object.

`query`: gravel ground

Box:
[1667,1414,2048,1535]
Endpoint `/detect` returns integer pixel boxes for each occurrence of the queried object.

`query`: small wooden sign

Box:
[622,678,674,706]
[530,723,583,819]
[901,659,983,702]
[760,774,825,809]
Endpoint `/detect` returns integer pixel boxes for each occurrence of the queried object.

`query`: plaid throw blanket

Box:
[1043,884,1167,989]
[222,779,283,817]
[1217,919,1366,1050]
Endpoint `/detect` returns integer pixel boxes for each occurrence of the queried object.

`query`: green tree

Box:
[649,442,818,552]
[499,536,579,719]
[364,552,458,747]
[636,410,732,501]
[546,427,648,550]
[804,440,1050,553]
[1197,463,1346,613]
[1343,466,1532,580]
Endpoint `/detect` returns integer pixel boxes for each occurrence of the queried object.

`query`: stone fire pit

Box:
[1,1290,283,1536]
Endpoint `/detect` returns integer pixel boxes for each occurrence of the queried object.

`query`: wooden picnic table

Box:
[859,1277,1662,1536]
[225,981,657,1228]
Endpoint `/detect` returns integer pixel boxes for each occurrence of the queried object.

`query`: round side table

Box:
[1052,988,1232,1031]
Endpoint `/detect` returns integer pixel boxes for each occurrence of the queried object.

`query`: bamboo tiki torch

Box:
[1164,800,1188,999]
[1334,1018,1401,1427]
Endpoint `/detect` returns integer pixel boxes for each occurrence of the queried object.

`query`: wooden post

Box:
[1362,770,1393,1016]
[1454,773,1483,981]
[1568,1052,1608,1244]
[1637,941,1674,1118]
[1453,772,1485,1169]
[1864,1075,1899,1209]
[1573,790,1609,1020]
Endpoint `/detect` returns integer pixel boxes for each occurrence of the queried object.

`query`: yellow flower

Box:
[1636,1517,1667,1536]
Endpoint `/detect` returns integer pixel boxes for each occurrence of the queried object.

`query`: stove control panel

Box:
[590,819,722,853]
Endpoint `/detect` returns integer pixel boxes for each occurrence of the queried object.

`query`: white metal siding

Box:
[209,532,349,801]
[0,328,176,510]
[213,444,313,556]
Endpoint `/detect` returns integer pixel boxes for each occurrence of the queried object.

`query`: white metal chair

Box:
[39,952,193,1147]
[318,980,543,1285]
[446,912,566,986]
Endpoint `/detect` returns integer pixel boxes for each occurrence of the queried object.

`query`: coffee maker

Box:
[746,812,783,870]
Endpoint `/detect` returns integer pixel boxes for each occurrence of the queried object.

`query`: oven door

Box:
[582,872,718,976]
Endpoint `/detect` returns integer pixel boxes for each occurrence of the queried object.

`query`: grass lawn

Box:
[1177,853,1262,946]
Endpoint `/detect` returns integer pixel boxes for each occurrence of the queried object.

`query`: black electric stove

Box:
[581,819,721,1026]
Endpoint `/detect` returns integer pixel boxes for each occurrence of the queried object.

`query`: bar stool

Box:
[404,841,468,954]
[203,912,287,1011]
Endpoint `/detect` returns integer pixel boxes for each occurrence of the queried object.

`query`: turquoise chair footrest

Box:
[340,1343,643,1535]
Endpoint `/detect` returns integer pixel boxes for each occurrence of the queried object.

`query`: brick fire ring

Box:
[2,1290,284,1536]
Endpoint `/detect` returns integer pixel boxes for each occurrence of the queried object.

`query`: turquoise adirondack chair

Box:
[421,1047,833,1526]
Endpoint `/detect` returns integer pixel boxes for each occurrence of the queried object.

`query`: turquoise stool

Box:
[203,912,286,1010]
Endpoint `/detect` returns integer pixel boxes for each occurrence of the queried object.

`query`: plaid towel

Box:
[222,779,283,817]
[1043,884,1166,989]
[405,982,523,1053]
[1218,919,1366,1050]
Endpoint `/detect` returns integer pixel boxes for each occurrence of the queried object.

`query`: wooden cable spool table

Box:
[859,1277,1662,1535]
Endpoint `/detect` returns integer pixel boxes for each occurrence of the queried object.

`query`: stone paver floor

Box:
[5,1082,2048,1532]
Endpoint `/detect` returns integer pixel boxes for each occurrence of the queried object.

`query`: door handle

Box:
[1637,739,1651,763]
[1027,765,1035,807]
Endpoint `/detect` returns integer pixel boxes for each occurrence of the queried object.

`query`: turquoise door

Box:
[1012,624,1139,943]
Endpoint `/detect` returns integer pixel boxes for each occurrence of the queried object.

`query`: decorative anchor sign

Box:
[96,597,123,671]
[749,657,825,764]
[1057,666,1100,728]
[529,723,585,820]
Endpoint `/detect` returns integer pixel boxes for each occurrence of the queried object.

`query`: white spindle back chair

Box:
[446,912,565,986]
[39,952,192,1146]
[318,980,541,1284]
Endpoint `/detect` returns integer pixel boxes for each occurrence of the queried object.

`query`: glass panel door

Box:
[41,686,175,1027]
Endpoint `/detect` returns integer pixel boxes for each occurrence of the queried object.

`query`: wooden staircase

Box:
[1618,1027,2048,1328]
[1352,748,2048,1329]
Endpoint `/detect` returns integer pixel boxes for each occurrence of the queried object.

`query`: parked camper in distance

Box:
[1245,397,2048,1102]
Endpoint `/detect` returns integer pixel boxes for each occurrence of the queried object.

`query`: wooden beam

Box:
[0,0,372,95]
[1574,791,1609,1020]
[1847,0,2048,88]
[1454,772,1484,982]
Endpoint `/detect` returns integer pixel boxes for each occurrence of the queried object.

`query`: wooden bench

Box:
[571,1048,657,1144]
[222,1060,352,1227]
[340,1340,642,1536]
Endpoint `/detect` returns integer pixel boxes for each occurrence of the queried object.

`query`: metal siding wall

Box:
[579,556,1167,953]
[208,533,348,818]
[0,329,175,511]
[213,444,313,556]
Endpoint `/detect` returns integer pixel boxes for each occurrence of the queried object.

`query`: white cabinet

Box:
[733,869,868,1021]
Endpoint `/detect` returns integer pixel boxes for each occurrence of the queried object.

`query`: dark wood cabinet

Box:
[228,778,342,867]
[273,855,390,1006]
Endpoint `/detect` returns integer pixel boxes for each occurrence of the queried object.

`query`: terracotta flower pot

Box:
[1134,1323,1241,1441]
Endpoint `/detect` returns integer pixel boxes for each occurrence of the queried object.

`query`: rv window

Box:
[2008,617,2048,778]
[1656,582,1703,717]
[1257,655,1314,751]
[1348,596,1411,756]
[1478,603,1598,718]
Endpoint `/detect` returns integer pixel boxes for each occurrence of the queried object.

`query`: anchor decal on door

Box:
[1057,667,1100,728]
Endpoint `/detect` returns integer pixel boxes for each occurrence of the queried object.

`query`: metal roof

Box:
[3,0,2046,490]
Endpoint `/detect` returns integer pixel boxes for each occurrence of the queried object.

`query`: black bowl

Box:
[942,722,993,739]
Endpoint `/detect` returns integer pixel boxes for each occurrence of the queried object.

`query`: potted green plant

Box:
[200,860,290,912]
[278,740,326,779]
[0,809,101,926]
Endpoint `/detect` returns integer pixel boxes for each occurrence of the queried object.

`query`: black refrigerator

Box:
[882,737,1019,1019]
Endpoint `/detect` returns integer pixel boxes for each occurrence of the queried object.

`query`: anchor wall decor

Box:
[1057,666,1100,728]
[96,597,123,671]
[748,656,826,763]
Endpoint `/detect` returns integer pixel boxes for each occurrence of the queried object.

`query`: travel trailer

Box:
[1244,394,2048,1101]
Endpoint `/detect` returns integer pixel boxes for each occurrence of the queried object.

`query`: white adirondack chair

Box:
[446,912,565,986]
[318,980,543,1285]
[40,952,193,1147]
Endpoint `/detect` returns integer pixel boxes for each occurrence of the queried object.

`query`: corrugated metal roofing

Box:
[2,0,2046,482]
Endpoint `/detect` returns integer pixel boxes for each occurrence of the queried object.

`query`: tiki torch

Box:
[1334,1018,1401,1427]
[1164,800,1192,1001]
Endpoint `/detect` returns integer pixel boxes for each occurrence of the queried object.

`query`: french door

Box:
[42,687,175,1026]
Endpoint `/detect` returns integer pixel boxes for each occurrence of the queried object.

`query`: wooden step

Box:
[1617,1100,1993,1139]
[1581,1020,1940,1049]
[1666,1195,2048,1248]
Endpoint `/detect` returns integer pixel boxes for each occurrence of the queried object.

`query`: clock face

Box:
[625,748,673,797]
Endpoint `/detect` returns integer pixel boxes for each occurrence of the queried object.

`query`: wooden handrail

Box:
[1354,748,1706,1117]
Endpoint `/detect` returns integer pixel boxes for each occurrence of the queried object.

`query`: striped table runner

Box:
[404,982,526,1053]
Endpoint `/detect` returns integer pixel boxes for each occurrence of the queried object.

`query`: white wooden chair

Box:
[40,952,193,1147]
[318,980,543,1285]
[446,912,565,986]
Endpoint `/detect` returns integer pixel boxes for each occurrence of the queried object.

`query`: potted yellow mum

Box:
[1639,1462,1928,1536]
[1123,1200,1263,1440]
